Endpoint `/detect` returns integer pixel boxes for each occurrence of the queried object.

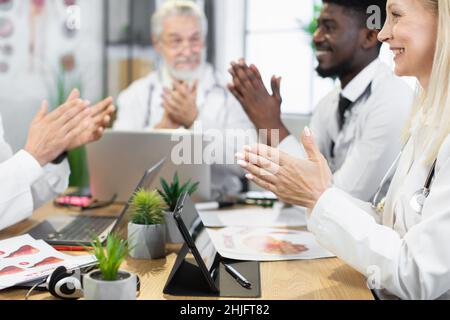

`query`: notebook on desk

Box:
[27,159,165,246]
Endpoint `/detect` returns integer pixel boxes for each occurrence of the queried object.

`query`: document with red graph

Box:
[0,235,96,290]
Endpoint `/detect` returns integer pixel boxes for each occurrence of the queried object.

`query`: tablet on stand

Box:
[163,193,261,298]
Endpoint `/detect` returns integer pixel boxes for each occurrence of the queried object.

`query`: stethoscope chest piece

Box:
[409,188,429,214]
[409,159,436,215]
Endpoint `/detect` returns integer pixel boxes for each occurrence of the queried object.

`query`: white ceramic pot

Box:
[164,211,184,244]
[83,270,137,300]
[128,223,166,259]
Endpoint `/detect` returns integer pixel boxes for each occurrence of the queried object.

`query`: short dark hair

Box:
[322,0,387,28]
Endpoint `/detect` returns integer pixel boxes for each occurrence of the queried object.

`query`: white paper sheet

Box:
[0,235,96,290]
[206,227,335,261]
[198,205,307,228]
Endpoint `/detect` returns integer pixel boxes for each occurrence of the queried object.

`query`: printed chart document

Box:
[198,205,307,228]
[0,235,96,290]
[206,227,335,261]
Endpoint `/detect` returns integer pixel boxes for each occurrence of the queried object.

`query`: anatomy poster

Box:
[206,227,335,262]
[0,234,95,290]
[0,0,81,75]
[0,0,102,152]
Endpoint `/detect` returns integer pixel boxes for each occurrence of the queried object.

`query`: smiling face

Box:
[153,14,205,80]
[378,0,437,86]
[313,3,366,78]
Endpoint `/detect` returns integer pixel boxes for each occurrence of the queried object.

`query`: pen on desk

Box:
[223,263,252,289]
[52,246,92,252]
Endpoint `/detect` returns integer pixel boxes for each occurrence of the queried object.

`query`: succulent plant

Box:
[129,189,166,225]
[158,173,199,212]
[90,234,129,281]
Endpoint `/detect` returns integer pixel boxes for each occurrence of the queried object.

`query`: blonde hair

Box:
[151,0,208,39]
[402,0,450,163]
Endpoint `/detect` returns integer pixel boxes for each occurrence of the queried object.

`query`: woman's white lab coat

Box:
[308,113,450,300]
[0,115,70,231]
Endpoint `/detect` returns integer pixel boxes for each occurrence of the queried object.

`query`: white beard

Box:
[164,48,207,83]
[167,64,203,82]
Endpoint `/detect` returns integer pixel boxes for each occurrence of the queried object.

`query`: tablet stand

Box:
[163,244,261,298]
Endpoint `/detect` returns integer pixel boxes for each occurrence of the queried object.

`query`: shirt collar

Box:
[340,58,380,103]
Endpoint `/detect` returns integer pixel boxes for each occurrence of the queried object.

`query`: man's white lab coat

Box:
[279,59,414,201]
[0,114,70,231]
[114,64,256,197]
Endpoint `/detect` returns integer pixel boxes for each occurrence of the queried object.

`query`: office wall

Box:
[214,0,245,77]
[0,0,103,152]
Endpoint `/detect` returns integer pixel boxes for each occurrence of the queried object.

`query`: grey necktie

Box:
[331,94,353,158]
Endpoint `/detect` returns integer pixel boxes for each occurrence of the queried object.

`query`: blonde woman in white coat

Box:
[237,0,450,300]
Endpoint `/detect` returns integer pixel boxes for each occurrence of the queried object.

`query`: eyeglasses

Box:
[161,36,204,52]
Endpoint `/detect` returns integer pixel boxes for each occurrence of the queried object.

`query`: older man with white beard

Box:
[114,0,255,197]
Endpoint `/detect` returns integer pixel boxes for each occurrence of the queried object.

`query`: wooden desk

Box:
[0,201,373,300]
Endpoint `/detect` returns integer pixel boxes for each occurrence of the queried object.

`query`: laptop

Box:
[87,130,212,203]
[27,159,165,246]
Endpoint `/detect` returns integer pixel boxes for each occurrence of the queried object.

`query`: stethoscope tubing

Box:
[371,139,437,214]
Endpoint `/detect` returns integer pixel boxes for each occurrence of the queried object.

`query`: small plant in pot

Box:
[128,188,166,259]
[83,234,137,300]
[158,173,199,243]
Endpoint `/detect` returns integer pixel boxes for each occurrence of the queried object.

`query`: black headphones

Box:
[46,266,84,300]
[43,266,141,300]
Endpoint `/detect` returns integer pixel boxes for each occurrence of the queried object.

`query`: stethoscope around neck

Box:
[371,143,437,215]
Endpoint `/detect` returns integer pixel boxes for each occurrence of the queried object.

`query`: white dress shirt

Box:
[114,63,256,197]
[0,114,70,231]
[308,111,450,300]
[279,59,414,201]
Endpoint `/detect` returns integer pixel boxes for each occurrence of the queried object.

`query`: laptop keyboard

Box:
[51,216,116,242]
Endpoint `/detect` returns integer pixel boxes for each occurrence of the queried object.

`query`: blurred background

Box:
[0,0,413,186]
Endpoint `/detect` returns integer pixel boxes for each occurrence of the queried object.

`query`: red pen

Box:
[52,246,92,252]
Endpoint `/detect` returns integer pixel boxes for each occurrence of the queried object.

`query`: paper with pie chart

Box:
[206,227,335,261]
[0,234,96,290]
[198,205,307,228]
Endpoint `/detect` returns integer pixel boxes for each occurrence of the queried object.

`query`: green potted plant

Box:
[128,188,166,259]
[47,53,90,189]
[299,1,322,50]
[83,234,137,300]
[158,173,199,243]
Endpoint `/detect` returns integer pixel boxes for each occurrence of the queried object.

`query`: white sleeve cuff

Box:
[42,158,71,193]
[15,150,45,185]
[307,188,389,269]
[308,188,376,240]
